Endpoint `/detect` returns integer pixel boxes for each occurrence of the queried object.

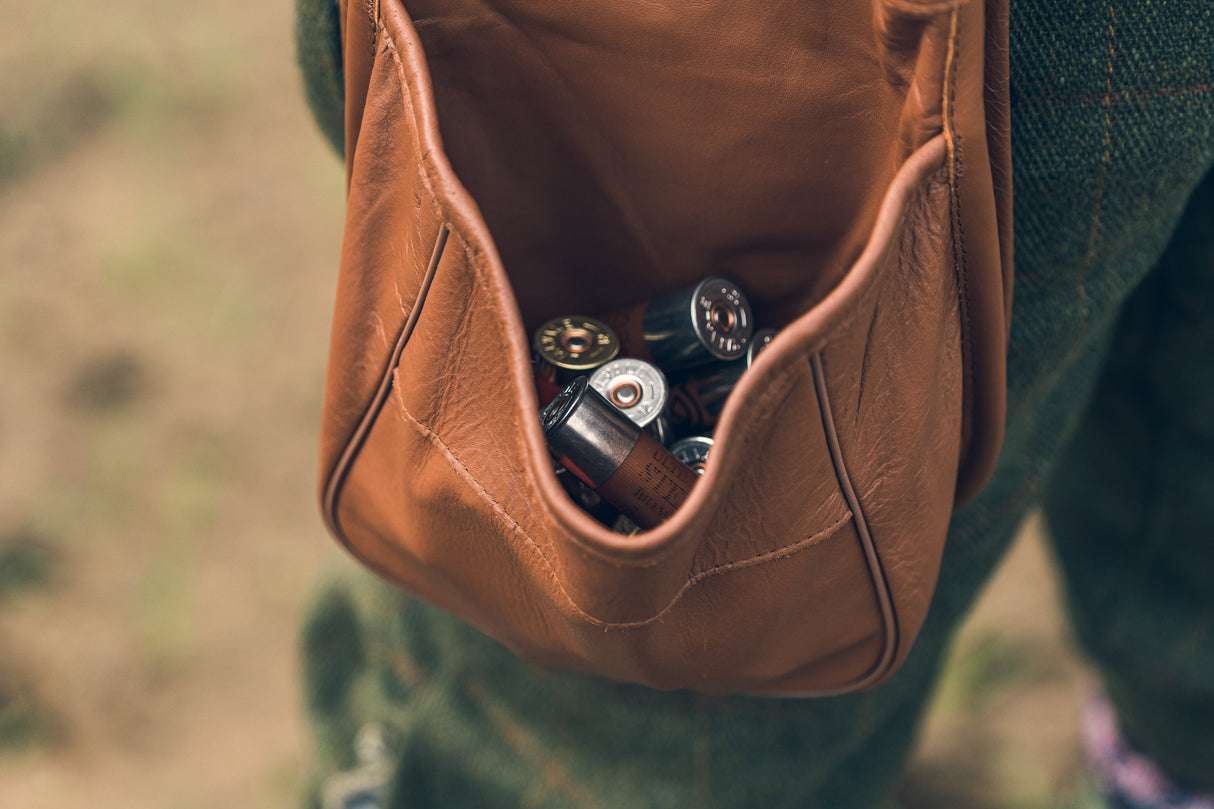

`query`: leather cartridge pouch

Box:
[320,0,1012,695]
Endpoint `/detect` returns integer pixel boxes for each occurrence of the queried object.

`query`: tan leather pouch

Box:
[319,0,1012,695]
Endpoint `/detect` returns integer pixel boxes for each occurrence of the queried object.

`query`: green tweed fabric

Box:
[295,0,344,156]
[295,0,1214,805]
[1044,173,1214,791]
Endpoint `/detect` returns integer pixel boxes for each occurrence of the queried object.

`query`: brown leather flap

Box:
[319,0,1011,694]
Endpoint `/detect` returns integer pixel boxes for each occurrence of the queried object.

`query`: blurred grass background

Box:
[0,1,1101,806]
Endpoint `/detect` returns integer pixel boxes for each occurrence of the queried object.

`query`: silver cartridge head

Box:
[669,436,714,475]
[688,276,754,362]
[588,358,668,429]
[641,276,754,369]
[746,327,777,366]
[589,357,672,445]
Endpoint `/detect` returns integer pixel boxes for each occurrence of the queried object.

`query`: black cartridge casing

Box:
[667,327,777,434]
[598,276,755,373]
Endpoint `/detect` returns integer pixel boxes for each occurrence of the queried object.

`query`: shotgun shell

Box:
[669,436,713,475]
[598,276,754,372]
[746,327,777,365]
[542,377,699,530]
[533,315,620,405]
[667,327,778,433]
[588,357,671,445]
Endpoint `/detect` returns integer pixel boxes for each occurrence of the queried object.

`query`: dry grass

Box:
[0,2,1095,806]
[0,1,341,806]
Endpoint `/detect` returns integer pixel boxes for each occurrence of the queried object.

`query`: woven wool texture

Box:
[295,0,1214,805]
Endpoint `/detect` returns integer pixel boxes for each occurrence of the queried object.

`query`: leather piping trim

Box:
[941,5,977,493]
[322,225,450,543]
[781,352,899,697]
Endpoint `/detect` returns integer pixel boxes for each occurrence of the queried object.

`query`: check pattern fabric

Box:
[295,0,1214,805]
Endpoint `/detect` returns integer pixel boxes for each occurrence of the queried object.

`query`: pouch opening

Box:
[398,0,920,331]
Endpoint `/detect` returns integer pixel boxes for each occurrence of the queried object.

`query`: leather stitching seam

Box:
[378,12,548,548]
[323,24,450,558]
[323,225,449,547]
[388,384,853,629]
[380,10,949,570]
[552,355,811,567]
[344,13,947,639]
